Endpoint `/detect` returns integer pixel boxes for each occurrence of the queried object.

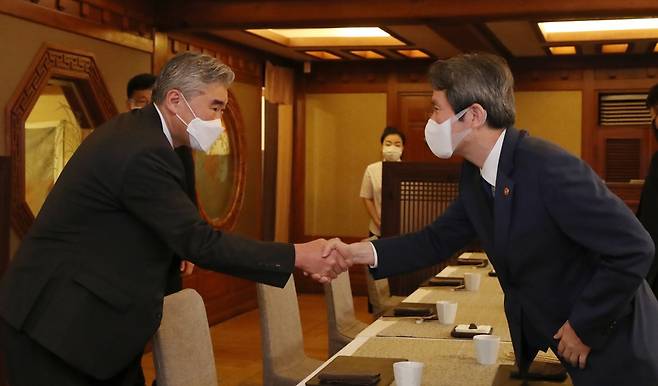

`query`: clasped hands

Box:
[294,238,375,283]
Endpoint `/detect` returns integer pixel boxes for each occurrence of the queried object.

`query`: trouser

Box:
[1,318,145,386]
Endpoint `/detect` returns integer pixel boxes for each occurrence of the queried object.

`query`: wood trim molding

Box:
[156,0,658,29]
[0,0,155,52]
[155,32,263,86]
[0,157,9,278]
[6,44,118,237]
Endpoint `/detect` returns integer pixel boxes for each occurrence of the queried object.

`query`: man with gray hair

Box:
[0,52,350,385]
[327,53,658,385]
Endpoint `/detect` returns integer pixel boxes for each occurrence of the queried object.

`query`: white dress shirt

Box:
[153,104,174,149]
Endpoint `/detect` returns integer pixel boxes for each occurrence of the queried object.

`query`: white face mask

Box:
[175,93,224,153]
[382,145,402,162]
[424,107,470,159]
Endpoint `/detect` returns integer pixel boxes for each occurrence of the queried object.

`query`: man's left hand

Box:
[553,320,590,369]
[180,260,195,275]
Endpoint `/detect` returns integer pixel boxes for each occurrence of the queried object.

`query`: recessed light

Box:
[548,46,577,55]
[246,27,404,47]
[396,49,430,58]
[350,50,386,59]
[601,43,629,54]
[538,18,658,42]
[304,51,342,60]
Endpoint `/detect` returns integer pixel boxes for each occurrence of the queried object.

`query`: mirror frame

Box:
[195,89,246,231]
[6,44,118,237]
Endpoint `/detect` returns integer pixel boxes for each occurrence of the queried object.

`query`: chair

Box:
[257,277,323,386]
[323,271,369,356]
[364,265,405,317]
[152,288,218,386]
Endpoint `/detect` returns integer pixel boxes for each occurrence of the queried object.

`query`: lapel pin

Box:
[503,186,511,197]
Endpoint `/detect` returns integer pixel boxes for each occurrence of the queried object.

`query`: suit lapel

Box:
[462,162,495,248]
[493,128,524,267]
[141,105,198,207]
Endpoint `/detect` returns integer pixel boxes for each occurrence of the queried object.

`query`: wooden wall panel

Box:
[154,32,264,85]
[0,157,8,278]
[0,0,155,52]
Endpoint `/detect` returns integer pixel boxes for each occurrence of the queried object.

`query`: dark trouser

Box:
[1,318,145,386]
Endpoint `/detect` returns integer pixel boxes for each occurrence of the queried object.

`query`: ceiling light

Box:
[538,18,658,42]
[601,43,629,54]
[548,46,577,55]
[350,50,386,59]
[304,51,342,60]
[396,49,430,58]
[247,27,404,47]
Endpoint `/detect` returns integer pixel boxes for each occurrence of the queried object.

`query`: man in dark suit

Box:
[0,52,349,386]
[126,73,157,111]
[125,71,197,386]
[328,53,658,385]
[126,71,196,294]
[637,83,658,298]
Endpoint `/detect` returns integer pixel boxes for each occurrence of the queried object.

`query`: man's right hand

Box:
[293,239,352,283]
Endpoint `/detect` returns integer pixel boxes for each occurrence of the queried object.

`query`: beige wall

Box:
[515,91,583,157]
[229,82,263,239]
[0,13,151,257]
[304,93,387,237]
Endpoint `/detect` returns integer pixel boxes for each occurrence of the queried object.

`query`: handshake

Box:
[293,238,376,283]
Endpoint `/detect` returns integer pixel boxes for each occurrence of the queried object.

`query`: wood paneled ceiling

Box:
[156,0,658,62]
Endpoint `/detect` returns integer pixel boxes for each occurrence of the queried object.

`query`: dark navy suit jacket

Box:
[637,151,658,297]
[372,128,658,384]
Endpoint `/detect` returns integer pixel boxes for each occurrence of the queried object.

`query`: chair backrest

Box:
[152,289,218,386]
[363,266,391,310]
[324,271,357,330]
[257,277,307,376]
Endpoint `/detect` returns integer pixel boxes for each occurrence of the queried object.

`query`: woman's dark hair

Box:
[380,126,405,144]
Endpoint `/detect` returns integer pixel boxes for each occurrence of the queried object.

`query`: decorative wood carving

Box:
[6,44,118,237]
[156,0,658,29]
[155,33,263,86]
[0,0,155,52]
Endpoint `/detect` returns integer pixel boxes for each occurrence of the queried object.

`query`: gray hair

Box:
[428,53,515,129]
[152,52,235,104]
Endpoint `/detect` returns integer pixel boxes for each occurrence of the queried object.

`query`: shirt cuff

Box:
[369,242,378,268]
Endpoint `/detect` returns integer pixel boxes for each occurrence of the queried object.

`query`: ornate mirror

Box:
[192,90,246,231]
[7,45,117,237]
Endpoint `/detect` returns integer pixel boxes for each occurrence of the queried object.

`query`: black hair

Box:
[429,53,515,129]
[380,126,405,144]
[126,73,157,99]
[647,83,658,109]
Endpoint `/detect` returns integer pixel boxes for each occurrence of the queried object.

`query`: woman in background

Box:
[359,126,405,238]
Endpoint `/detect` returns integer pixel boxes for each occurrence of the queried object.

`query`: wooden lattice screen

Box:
[381,162,467,295]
